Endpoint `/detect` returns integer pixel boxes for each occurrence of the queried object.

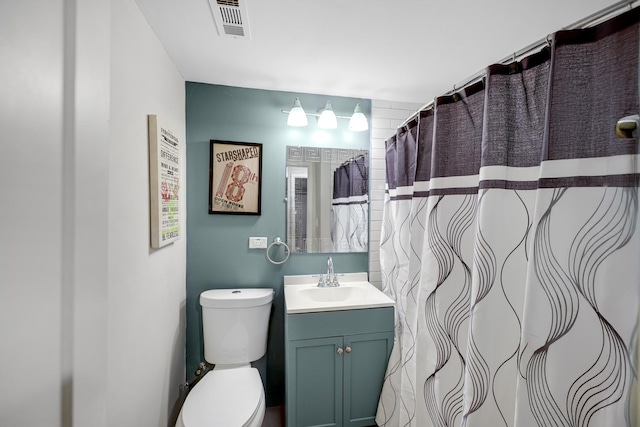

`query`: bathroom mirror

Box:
[286,146,368,253]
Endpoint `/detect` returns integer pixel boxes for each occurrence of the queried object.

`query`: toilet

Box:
[176,288,275,427]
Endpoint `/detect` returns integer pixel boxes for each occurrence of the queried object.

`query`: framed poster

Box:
[148,115,180,248]
[209,140,262,215]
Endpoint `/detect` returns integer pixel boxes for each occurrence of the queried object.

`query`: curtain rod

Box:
[398,0,639,129]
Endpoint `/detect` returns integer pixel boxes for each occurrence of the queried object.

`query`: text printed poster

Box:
[148,115,180,248]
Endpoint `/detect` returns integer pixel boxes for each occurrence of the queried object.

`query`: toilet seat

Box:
[179,367,264,427]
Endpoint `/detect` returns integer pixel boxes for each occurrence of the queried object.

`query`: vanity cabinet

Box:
[285,307,394,427]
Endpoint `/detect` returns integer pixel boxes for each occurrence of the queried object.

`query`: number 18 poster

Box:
[209,140,262,215]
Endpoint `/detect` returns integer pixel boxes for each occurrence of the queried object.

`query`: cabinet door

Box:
[343,332,394,427]
[287,336,344,427]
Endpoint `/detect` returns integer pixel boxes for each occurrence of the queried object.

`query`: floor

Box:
[262,405,285,427]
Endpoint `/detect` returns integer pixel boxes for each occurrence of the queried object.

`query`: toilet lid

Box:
[181,367,263,427]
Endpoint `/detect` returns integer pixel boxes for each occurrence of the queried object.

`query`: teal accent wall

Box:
[185,82,371,406]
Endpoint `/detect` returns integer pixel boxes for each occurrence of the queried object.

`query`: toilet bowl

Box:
[176,288,274,427]
[176,366,265,427]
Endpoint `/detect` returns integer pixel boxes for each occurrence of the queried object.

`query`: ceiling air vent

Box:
[209,0,251,39]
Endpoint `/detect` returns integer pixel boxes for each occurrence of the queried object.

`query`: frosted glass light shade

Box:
[317,101,337,129]
[287,98,308,127]
[348,103,368,131]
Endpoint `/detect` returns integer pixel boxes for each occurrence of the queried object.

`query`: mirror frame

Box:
[285,146,369,254]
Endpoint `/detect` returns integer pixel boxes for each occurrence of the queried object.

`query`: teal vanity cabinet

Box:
[285,307,394,427]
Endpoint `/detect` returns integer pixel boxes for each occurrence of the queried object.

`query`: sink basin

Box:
[298,286,367,303]
[284,273,395,314]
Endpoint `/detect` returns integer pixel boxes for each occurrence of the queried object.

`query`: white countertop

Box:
[284,272,396,314]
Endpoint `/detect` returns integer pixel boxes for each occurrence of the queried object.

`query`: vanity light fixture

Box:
[348,103,368,131]
[287,98,308,127]
[317,101,338,129]
[282,98,369,131]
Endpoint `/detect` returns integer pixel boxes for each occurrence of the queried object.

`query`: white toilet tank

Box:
[200,288,274,365]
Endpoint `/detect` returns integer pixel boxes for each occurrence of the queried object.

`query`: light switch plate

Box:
[249,236,268,249]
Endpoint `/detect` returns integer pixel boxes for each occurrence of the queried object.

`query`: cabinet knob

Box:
[337,348,344,355]
[345,346,352,353]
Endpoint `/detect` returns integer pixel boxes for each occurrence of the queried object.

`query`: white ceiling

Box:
[135,0,623,104]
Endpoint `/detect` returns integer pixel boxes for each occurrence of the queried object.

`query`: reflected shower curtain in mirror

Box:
[377,8,640,427]
[331,153,369,252]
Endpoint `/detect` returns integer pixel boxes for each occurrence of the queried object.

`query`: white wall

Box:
[108,0,186,425]
[0,1,186,425]
[368,100,422,288]
[1,1,65,425]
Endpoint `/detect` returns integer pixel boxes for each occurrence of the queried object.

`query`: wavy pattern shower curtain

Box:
[377,8,640,427]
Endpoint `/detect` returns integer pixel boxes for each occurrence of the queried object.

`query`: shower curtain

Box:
[377,8,640,427]
[331,153,369,252]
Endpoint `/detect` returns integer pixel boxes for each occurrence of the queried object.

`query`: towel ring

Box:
[266,237,290,265]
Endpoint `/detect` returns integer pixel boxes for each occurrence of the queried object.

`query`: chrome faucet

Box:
[326,257,339,287]
[317,257,340,287]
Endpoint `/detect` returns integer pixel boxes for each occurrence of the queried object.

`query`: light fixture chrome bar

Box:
[281,109,354,120]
